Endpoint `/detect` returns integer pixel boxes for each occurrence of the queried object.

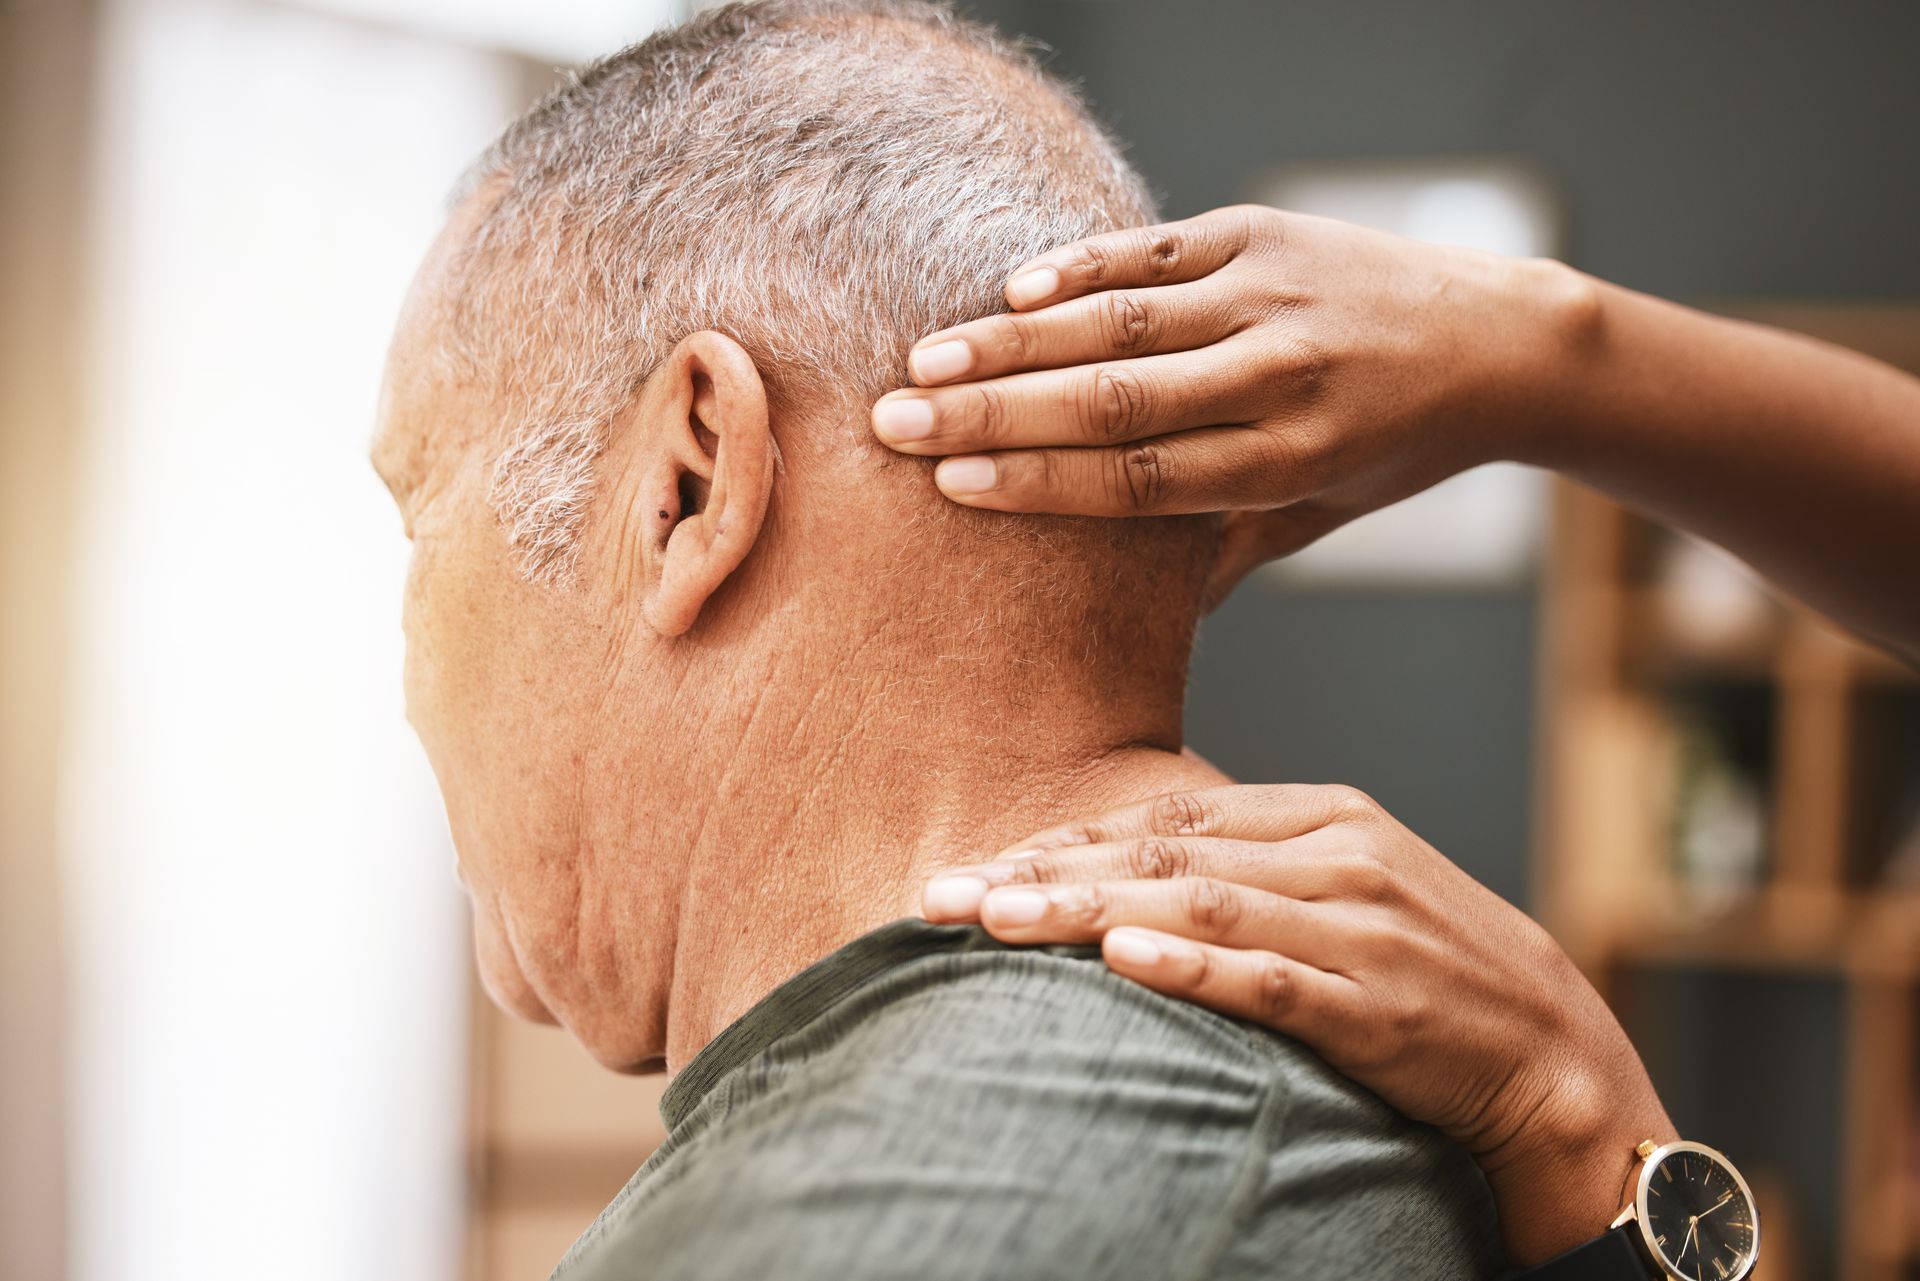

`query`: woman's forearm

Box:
[1516,271,1920,661]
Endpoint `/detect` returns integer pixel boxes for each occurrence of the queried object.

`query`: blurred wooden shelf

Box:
[1537,303,1920,1281]
[1847,642,1920,688]
[1621,587,1916,692]
[462,981,667,1281]
[1860,1178,1920,1264]
[1622,586,1786,683]
[1609,888,1920,978]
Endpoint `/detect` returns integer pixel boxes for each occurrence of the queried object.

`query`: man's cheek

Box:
[401,566,487,764]
[398,555,443,739]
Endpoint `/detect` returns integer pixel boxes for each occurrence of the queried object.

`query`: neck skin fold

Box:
[644,585,1224,1074]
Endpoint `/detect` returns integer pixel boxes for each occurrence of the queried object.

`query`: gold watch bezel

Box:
[1614,1139,1760,1281]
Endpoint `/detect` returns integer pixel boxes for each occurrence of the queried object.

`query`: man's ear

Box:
[625,331,775,637]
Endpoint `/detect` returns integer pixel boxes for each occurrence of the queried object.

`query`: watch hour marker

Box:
[1713,1260,1728,1278]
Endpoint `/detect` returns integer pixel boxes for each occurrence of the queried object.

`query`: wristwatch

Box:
[1517,1139,1760,1281]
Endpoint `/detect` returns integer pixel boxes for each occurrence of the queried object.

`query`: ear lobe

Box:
[639,331,775,637]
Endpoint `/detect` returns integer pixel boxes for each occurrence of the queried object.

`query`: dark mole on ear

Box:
[658,510,670,520]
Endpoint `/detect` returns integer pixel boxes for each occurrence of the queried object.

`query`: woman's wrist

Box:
[1483,255,1611,472]
[1478,1062,1676,1267]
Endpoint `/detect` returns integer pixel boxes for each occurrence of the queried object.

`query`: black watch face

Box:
[1641,1146,1757,1280]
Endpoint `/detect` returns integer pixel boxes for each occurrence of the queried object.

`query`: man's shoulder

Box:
[761,918,1286,1093]
[555,921,1499,1281]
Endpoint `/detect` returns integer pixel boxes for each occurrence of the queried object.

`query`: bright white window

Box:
[61,2,596,1277]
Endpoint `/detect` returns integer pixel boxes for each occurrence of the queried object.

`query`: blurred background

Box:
[2,1,1915,1279]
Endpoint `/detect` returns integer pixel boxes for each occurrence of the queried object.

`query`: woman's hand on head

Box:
[871,205,1591,608]
[920,782,1674,1266]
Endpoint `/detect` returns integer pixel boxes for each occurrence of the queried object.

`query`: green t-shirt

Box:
[553,919,1502,1280]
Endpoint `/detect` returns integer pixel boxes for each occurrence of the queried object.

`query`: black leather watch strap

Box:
[1508,1225,1652,1280]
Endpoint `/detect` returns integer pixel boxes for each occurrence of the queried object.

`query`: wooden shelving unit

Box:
[463,984,666,1281]
[1538,305,1920,1281]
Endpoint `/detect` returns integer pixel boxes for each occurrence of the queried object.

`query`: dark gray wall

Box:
[968,0,1920,295]
[1188,588,1539,907]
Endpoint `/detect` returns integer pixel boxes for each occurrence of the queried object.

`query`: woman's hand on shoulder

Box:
[921,782,1673,1265]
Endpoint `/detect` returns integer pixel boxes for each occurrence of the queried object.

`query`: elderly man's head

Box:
[373,0,1217,1066]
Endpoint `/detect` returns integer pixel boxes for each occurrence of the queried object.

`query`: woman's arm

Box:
[918,783,1674,1267]
[1526,282,1920,662]
[871,205,1920,660]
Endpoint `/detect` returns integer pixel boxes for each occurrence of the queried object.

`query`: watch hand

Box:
[1698,1193,1734,1220]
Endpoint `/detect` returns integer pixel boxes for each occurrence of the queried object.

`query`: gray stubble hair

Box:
[440,0,1157,583]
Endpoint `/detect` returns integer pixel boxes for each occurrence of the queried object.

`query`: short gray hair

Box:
[443,0,1157,582]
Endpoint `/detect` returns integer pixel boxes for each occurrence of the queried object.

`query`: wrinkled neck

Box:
[654,581,1219,1072]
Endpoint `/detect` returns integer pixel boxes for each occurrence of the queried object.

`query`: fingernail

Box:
[910,339,973,385]
[936,455,997,496]
[1006,266,1059,308]
[959,862,1023,886]
[922,875,989,920]
[1104,927,1162,968]
[983,887,1047,927]
[872,396,935,443]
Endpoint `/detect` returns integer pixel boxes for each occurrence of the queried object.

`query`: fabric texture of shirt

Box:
[551,918,1503,1281]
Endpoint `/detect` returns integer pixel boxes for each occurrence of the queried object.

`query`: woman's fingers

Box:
[966,876,1344,963]
[998,207,1257,310]
[872,205,1531,588]
[1000,783,1378,856]
[905,280,1235,387]
[873,337,1268,457]
[1101,928,1361,1041]
[923,830,1385,912]
[937,423,1322,516]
